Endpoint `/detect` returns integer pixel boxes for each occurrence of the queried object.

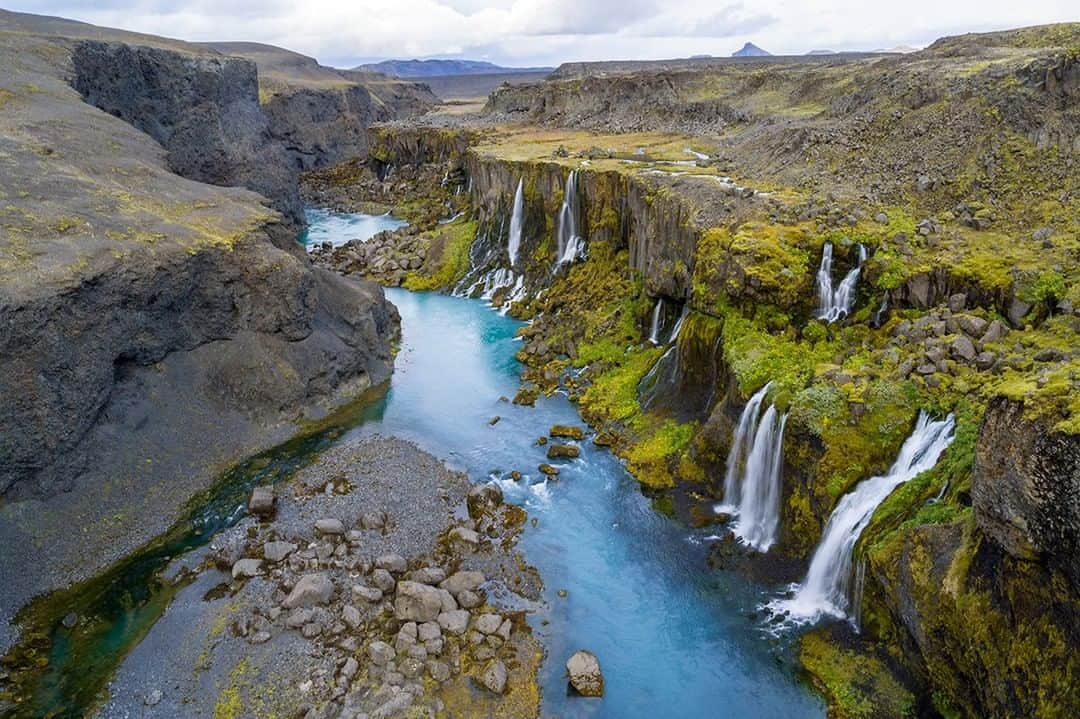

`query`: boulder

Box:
[440,571,485,596]
[371,568,396,592]
[566,650,604,697]
[449,527,480,547]
[549,424,585,440]
[539,463,560,476]
[481,660,507,695]
[360,510,388,530]
[467,483,504,519]
[411,567,447,585]
[547,444,580,460]
[437,610,470,636]
[951,335,977,362]
[980,320,1009,344]
[376,553,408,574]
[264,541,297,563]
[475,613,503,635]
[957,315,988,338]
[368,640,395,665]
[394,581,443,622]
[247,486,275,518]
[231,558,263,579]
[315,518,346,536]
[351,584,383,603]
[283,573,334,608]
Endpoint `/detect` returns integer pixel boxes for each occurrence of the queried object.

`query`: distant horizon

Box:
[3,2,1077,68]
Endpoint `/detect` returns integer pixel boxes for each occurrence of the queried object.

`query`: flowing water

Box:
[298,208,407,247]
[716,384,787,552]
[5,212,825,719]
[555,170,585,267]
[814,242,866,323]
[769,411,955,625]
[507,178,525,269]
[648,298,664,344]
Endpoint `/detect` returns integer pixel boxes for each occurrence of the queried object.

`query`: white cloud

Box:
[5,0,1078,67]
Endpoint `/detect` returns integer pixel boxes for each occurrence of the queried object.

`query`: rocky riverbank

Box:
[0,10,399,655]
[92,436,543,719]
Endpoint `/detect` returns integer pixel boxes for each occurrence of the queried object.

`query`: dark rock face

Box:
[0,236,397,501]
[973,396,1080,587]
[71,40,303,226]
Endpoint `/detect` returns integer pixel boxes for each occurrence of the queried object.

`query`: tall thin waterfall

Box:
[815,242,867,323]
[715,382,788,552]
[555,170,585,266]
[647,299,664,345]
[719,383,772,512]
[732,407,787,551]
[771,411,955,624]
[669,306,689,343]
[507,179,524,269]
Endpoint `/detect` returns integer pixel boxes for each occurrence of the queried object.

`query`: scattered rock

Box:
[284,573,335,608]
[951,335,977,362]
[481,660,507,694]
[547,444,580,460]
[394,581,444,622]
[457,589,482,609]
[566,650,604,697]
[315,518,346,536]
[145,689,163,707]
[981,319,1009,344]
[440,571,484,596]
[368,640,395,665]
[376,554,408,574]
[231,558,263,579]
[475,613,503,635]
[248,486,276,518]
[466,483,504,519]
[371,568,396,592]
[549,424,585,440]
[352,584,383,603]
[360,510,388,530]
[264,541,297,563]
[449,526,480,547]
[437,610,470,635]
[538,463,560,476]
[411,567,447,585]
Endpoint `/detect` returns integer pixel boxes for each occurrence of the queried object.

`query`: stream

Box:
[4,212,823,719]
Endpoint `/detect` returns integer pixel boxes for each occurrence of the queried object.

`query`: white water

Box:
[507,178,524,269]
[717,382,789,552]
[731,407,788,551]
[648,298,664,344]
[814,242,867,323]
[771,411,956,624]
[555,170,586,266]
[718,383,772,513]
[669,305,689,343]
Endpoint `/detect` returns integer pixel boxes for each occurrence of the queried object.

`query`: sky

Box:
[5,1,1077,68]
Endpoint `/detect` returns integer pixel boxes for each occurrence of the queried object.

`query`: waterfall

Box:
[771,411,955,624]
[669,306,689,343]
[814,242,867,323]
[555,170,585,266]
[730,406,787,551]
[647,299,664,345]
[507,178,524,269]
[718,383,772,514]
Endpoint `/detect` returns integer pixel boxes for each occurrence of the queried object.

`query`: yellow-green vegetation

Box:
[403,218,478,291]
[212,658,248,719]
[625,419,698,489]
[799,630,916,719]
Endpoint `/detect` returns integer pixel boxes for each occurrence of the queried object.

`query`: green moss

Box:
[626,420,697,488]
[579,346,661,422]
[799,630,916,719]
[403,218,477,291]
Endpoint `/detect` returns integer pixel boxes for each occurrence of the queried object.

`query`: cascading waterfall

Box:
[815,242,867,323]
[555,170,585,266]
[718,382,772,513]
[770,411,956,624]
[715,382,788,552]
[507,178,524,269]
[648,298,664,345]
[669,305,689,343]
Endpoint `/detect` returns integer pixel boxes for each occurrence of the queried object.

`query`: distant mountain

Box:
[354,59,552,78]
[874,45,920,54]
[732,42,771,57]
[806,49,836,55]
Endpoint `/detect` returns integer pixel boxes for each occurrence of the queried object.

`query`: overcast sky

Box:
[5,1,1077,68]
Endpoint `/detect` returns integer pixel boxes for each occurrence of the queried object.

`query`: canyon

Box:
[1,8,1078,719]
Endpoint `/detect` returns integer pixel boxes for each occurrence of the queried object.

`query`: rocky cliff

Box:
[204,42,437,170]
[0,18,398,651]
